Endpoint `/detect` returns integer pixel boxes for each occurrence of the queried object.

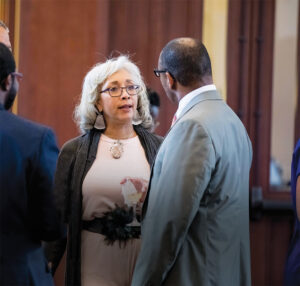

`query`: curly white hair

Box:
[74,55,153,133]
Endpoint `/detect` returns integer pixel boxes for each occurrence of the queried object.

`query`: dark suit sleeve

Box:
[28,128,64,241]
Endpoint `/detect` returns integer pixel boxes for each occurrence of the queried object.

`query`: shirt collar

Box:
[175,84,217,118]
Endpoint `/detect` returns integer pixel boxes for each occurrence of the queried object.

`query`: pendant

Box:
[110,140,123,159]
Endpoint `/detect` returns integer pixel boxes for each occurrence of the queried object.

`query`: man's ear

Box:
[1,74,12,91]
[166,72,176,90]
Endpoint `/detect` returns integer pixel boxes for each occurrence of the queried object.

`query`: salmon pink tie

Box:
[171,114,177,127]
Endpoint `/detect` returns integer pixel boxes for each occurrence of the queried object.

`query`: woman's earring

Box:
[132,109,143,125]
[94,109,106,130]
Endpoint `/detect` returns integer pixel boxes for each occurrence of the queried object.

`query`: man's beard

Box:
[4,83,17,110]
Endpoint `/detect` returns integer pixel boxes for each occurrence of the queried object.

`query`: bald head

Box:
[0,21,12,51]
[159,37,212,86]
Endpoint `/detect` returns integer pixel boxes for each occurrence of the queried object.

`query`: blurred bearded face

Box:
[4,76,18,110]
[0,27,12,51]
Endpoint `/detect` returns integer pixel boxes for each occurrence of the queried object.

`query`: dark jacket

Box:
[47,126,162,286]
[0,104,64,286]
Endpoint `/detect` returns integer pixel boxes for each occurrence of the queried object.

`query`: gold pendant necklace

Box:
[109,140,124,159]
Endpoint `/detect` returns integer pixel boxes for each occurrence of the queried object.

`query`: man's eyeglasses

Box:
[0,71,23,88]
[100,85,141,97]
[153,69,167,77]
[11,72,23,81]
[153,69,175,80]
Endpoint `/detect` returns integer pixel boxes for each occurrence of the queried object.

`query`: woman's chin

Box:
[116,116,134,125]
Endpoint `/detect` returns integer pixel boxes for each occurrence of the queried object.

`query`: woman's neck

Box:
[103,123,136,140]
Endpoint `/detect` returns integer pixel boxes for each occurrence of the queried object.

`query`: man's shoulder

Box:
[3,110,51,130]
[184,97,241,127]
[0,111,55,140]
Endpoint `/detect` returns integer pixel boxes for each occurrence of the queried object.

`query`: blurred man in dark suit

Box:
[0,43,63,285]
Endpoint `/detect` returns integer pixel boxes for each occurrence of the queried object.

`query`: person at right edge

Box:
[284,139,300,286]
[131,37,253,286]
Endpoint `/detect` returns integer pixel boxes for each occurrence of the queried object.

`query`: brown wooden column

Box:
[227,0,251,126]
[227,0,275,190]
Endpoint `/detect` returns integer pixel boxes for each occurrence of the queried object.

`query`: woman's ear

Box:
[96,97,103,112]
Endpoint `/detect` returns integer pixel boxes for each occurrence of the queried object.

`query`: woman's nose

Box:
[120,89,130,99]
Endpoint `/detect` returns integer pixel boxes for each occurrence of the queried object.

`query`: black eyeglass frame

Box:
[99,85,141,97]
[153,69,175,80]
[0,71,23,88]
[153,69,167,77]
[11,72,23,80]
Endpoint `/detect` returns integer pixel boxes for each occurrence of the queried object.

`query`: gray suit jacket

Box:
[131,90,252,286]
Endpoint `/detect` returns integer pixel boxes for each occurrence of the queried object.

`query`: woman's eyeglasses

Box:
[100,85,141,97]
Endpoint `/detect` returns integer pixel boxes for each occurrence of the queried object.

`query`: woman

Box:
[48,56,162,285]
[284,139,300,286]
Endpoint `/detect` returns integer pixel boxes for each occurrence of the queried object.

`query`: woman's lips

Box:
[119,104,133,110]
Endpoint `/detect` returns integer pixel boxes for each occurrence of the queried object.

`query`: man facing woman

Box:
[47,55,162,285]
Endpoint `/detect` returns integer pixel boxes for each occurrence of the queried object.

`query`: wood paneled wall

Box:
[18,0,203,146]
[228,0,275,193]
[227,1,295,285]
[18,0,109,146]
